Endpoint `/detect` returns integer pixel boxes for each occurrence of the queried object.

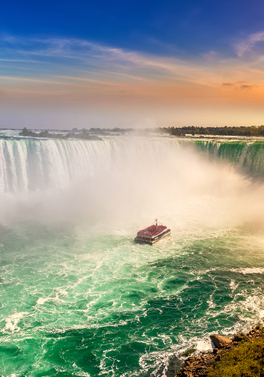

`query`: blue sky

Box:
[1,0,264,128]
[2,0,264,56]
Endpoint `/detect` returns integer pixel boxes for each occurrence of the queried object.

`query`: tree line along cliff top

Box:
[19,127,102,140]
[161,125,264,137]
[18,125,264,138]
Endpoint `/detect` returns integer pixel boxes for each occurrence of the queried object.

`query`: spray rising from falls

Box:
[0,136,207,225]
[3,137,263,195]
[1,135,264,228]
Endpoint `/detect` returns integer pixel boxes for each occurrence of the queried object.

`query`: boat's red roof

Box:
[137,225,167,237]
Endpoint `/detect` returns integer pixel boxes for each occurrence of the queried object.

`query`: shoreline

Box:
[167,325,264,376]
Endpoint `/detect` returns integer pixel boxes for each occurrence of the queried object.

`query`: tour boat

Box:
[134,220,171,245]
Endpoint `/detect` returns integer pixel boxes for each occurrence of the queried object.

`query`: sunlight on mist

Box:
[1,136,264,234]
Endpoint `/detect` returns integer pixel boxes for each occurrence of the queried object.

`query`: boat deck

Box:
[134,222,171,245]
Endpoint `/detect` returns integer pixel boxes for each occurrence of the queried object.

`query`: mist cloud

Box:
[1,137,264,235]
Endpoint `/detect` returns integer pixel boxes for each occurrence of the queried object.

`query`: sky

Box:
[1,0,264,128]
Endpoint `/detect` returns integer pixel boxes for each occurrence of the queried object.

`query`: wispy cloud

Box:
[222,82,234,87]
[0,75,96,88]
[222,81,257,90]
[240,84,256,90]
[235,31,264,57]
[0,33,264,109]
[0,34,229,89]
[1,33,264,127]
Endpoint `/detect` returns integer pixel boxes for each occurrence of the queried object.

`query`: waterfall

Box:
[1,134,264,227]
[2,136,264,196]
[0,138,116,193]
[193,140,264,178]
[0,136,187,224]
[2,136,264,195]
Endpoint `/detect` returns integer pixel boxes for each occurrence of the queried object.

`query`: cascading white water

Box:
[2,134,264,231]
[193,140,264,178]
[0,138,116,193]
[0,134,262,229]
[1,136,192,224]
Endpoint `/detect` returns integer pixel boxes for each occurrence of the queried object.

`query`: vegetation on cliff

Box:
[175,326,264,377]
[208,335,264,376]
[161,125,264,137]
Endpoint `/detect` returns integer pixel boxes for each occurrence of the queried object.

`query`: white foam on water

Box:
[136,333,213,377]
[36,298,46,305]
[205,290,264,331]
[207,294,216,309]
[36,288,68,306]
[238,295,264,319]
[196,339,213,352]
[56,288,68,296]
[230,267,264,274]
[72,362,91,377]
[230,279,239,292]
[3,312,28,332]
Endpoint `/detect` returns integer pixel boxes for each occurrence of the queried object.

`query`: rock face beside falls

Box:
[167,326,264,377]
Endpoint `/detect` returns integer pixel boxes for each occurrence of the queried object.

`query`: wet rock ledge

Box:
[168,326,264,377]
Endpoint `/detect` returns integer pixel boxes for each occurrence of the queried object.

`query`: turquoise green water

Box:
[1,223,264,376]
[1,134,264,376]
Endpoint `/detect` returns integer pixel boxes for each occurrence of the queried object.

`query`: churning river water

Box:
[1,131,264,376]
